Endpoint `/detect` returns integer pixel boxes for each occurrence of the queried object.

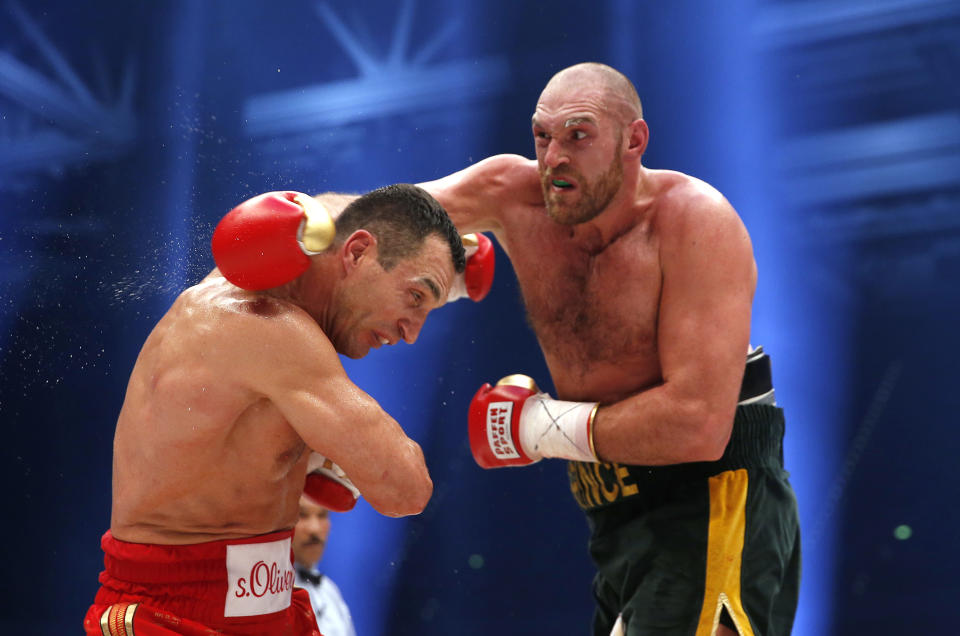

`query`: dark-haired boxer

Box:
[421,63,801,636]
[85,184,494,635]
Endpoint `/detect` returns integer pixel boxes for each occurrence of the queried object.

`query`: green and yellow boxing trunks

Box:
[567,350,801,635]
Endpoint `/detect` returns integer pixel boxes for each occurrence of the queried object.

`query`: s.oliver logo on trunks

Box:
[224,537,295,617]
[487,401,520,460]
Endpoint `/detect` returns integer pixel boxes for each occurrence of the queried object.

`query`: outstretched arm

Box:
[312,191,361,217]
[419,154,543,234]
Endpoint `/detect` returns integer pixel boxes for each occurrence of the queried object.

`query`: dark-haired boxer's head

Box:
[334,184,465,274]
[330,228,454,359]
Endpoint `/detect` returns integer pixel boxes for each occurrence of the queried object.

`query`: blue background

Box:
[2,1,958,634]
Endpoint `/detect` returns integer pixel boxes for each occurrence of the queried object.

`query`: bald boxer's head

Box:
[532,63,647,225]
[542,63,642,126]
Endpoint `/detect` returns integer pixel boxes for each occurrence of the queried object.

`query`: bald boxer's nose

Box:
[543,138,568,169]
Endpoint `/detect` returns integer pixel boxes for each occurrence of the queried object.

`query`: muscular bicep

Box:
[419,154,542,234]
[656,195,756,423]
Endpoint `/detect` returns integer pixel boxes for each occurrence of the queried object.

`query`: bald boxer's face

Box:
[333,234,454,359]
[532,86,625,225]
[292,497,331,568]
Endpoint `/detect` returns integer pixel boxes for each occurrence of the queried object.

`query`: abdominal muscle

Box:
[502,209,665,406]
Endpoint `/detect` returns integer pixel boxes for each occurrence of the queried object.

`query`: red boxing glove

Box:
[303,452,360,513]
[211,191,335,290]
[447,233,495,302]
[468,374,599,469]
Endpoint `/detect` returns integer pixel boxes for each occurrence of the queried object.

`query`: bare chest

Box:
[118,315,308,498]
[504,226,662,390]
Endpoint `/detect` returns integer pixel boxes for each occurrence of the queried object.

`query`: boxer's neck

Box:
[263,255,338,323]
[568,165,654,254]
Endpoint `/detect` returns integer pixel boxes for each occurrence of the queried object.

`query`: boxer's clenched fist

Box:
[468,374,599,468]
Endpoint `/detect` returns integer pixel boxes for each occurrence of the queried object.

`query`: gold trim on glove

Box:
[495,374,539,392]
[294,193,336,253]
[586,403,600,461]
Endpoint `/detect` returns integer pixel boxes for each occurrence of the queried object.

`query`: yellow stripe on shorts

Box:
[694,469,755,636]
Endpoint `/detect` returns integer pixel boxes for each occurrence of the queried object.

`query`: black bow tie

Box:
[297,567,324,586]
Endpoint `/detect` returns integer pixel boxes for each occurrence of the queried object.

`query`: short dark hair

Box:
[335,184,465,273]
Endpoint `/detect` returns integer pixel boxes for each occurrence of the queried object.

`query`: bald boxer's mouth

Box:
[552,179,573,188]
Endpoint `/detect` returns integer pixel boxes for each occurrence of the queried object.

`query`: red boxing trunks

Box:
[84,529,321,635]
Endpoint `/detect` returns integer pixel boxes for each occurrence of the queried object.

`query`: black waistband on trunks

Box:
[738,348,774,405]
[568,403,786,511]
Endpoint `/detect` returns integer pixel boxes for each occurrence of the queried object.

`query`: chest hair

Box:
[517,231,661,370]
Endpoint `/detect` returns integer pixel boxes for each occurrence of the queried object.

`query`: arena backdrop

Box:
[1,1,958,633]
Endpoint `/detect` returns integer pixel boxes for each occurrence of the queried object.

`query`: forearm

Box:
[419,177,497,234]
[468,367,743,470]
[357,438,433,518]
[312,191,360,217]
[591,383,738,466]
[419,154,536,234]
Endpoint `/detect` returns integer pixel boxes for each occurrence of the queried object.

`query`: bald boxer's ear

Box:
[341,230,377,272]
[625,119,649,157]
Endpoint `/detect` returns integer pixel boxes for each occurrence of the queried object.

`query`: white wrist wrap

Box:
[518,394,599,462]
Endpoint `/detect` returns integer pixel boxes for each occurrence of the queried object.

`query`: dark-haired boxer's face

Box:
[334,234,453,359]
[292,496,331,568]
[532,87,625,225]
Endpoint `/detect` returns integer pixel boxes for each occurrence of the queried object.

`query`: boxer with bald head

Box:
[84,184,465,635]
[422,63,801,635]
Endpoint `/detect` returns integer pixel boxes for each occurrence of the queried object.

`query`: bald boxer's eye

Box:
[572,130,587,140]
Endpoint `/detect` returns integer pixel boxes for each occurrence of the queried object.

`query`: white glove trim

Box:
[446,233,480,303]
[307,452,360,498]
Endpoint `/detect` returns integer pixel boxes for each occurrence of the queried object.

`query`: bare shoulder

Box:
[180,278,338,385]
[651,170,750,251]
[655,171,738,221]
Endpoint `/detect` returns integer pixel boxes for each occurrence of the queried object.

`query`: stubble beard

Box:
[542,153,624,225]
